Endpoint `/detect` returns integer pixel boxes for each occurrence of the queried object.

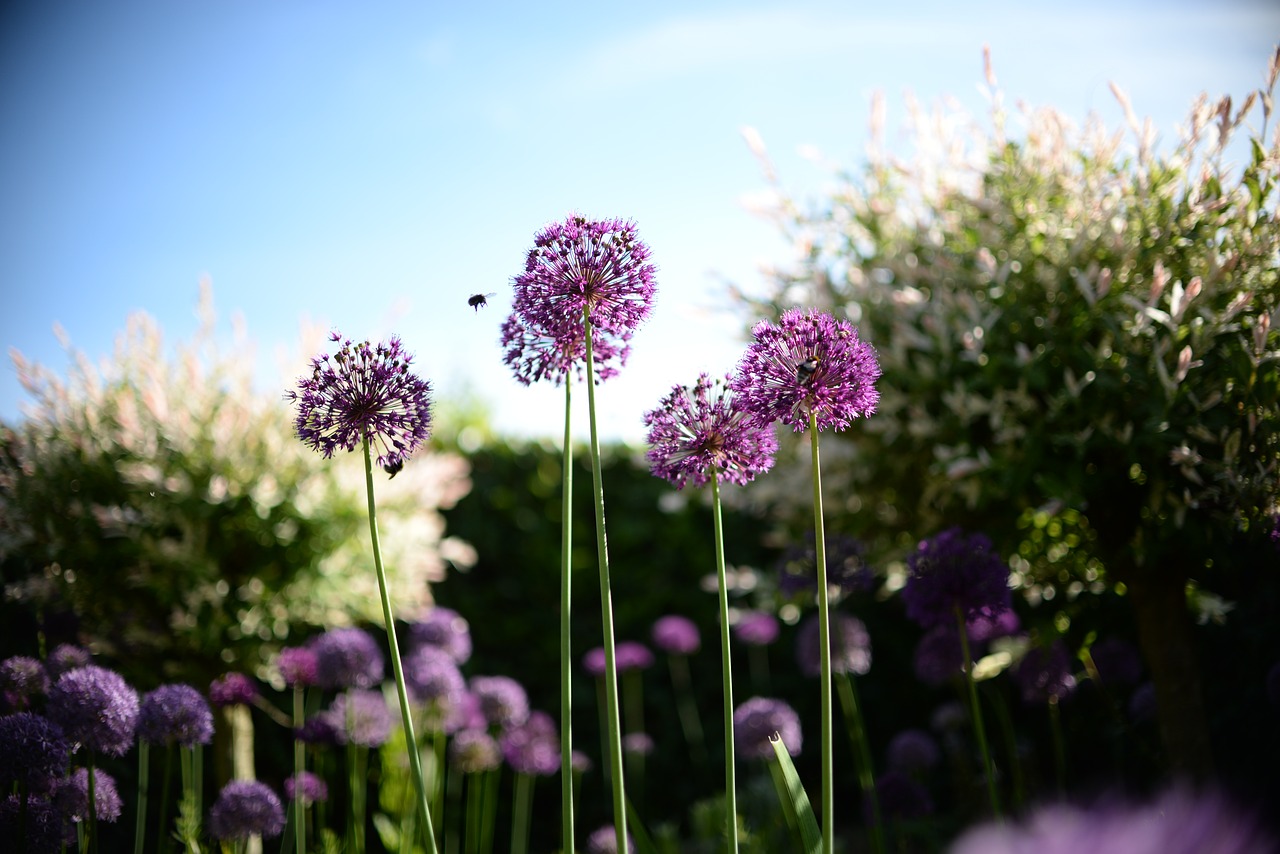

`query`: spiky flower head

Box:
[795,612,872,678]
[283,771,328,806]
[0,656,49,710]
[0,793,71,850]
[500,311,629,387]
[470,675,529,729]
[323,689,393,748]
[45,645,90,679]
[276,646,319,689]
[207,780,286,841]
[286,331,433,473]
[643,373,777,490]
[310,627,385,691]
[402,645,465,725]
[651,615,701,656]
[901,527,1012,629]
[582,642,654,677]
[731,308,880,432]
[500,709,560,776]
[449,728,502,774]
[732,611,780,647]
[405,607,472,664]
[55,767,123,823]
[46,665,138,757]
[208,672,259,708]
[0,712,70,791]
[137,684,214,746]
[733,696,802,759]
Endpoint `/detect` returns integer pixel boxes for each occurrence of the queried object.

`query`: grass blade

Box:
[768,734,821,854]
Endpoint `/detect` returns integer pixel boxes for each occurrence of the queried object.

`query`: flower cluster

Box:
[405,607,473,664]
[209,672,259,708]
[651,615,701,656]
[46,665,139,757]
[207,780,286,841]
[136,684,214,746]
[470,675,530,729]
[311,627,385,691]
[777,531,876,599]
[733,696,802,759]
[901,528,1012,628]
[795,612,872,678]
[500,710,560,776]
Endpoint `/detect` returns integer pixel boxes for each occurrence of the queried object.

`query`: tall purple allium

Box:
[587,824,635,854]
[730,308,880,432]
[500,312,629,386]
[901,528,1012,628]
[449,729,502,774]
[0,794,71,851]
[137,684,214,746]
[208,672,259,708]
[310,627,385,691]
[622,732,655,756]
[276,646,319,689]
[405,607,473,664]
[886,729,941,774]
[642,373,777,489]
[46,665,138,757]
[868,771,933,821]
[615,642,654,672]
[283,771,329,806]
[1014,641,1078,705]
[1,656,49,710]
[733,696,802,759]
[55,767,122,823]
[913,625,966,687]
[46,644,91,679]
[651,615,701,656]
[1089,637,1143,688]
[0,713,70,790]
[402,646,465,723]
[324,689,393,748]
[777,531,876,600]
[733,611,780,647]
[795,612,871,678]
[470,675,530,729]
[285,331,433,473]
[207,780,286,841]
[501,710,561,776]
[444,691,487,734]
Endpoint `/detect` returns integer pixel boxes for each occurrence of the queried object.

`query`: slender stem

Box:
[87,753,99,854]
[668,654,706,762]
[559,377,576,854]
[956,606,1002,819]
[511,773,533,854]
[363,435,438,852]
[155,744,173,852]
[711,471,738,854]
[808,412,833,854]
[293,687,305,854]
[135,741,150,854]
[582,311,627,852]
[836,672,885,854]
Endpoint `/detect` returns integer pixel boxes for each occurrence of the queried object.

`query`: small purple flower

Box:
[403,646,465,724]
[324,689,393,748]
[45,645,91,679]
[46,665,138,757]
[651,615,701,656]
[405,607,473,664]
[616,642,654,672]
[310,627,385,691]
[1,656,49,710]
[777,531,876,599]
[470,675,529,729]
[207,780,286,841]
[137,684,214,746]
[283,771,328,806]
[501,710,560,776]
[296,714,341,746]
[886,729,941,774]
[622,732,655,756]
[285,331,433,472]
[571,750,593,774]
[966,608,1022,644]
[901,528,1012,629]
[0,794,71,850]
[913,625,966,687]
[869,770,933,821]
[0,713,70,791]
[733,611,780,647]
[1089,637,1143,688]
[1013,640,1078,705]
[582,647,608,678]
[587,824,635,854]
[444,691,487,734]
[643,373,777,489]
[795,612,871,678]
[733,696,802,759]
[449,728,502,774]
[730,308,880,433]
[209,672,259,708]
[54,767,122,823]
[276,646,319,689]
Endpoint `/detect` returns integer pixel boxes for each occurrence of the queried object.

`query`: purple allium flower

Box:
[46,666,138,758]
[324,689,393,748]
[642,373,777,490]
[137,684,214,746]
[733,611,780,647]
[795,612,871,678]
[1089,637,1143,688]
[276,646,319,689]
[1129,681,1158,723]
[500,312,629,386]
[54,767,122,823]
[403,646,465,720]
[470,675,529,729]
[207,780,286,841]
[966,608,1022,644]
[449,728,502,774]
[500,710,560,776]
[296,714,341,746]
[950,785,1275,854]
[886,728,941,774]
[444,690,487,734]
[46,644,91,679]
[0,713,70,791]
[730,307,880,433]
[616,641,654,672]
[571,750,593,774]
[0,794,71,851]
[1,656,49,710]
[1013,640,1078,705]
[405,607,472,664]
[913,625,966,687]
[651,615,701,656]
[310,627,385,691]
[283,771,328,806]
[622,732,655,756]
[208,672,259,708]
[582,647,608,678]
[901,528,1012,629]
[869,771,933,821]
[587,824,635,854]
[285,331,433,472]
[777,531,876,599]
[733,696,802,759]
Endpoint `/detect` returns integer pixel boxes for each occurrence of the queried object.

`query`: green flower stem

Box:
[667,653,707,763]
[808,411,833,854]
[134,741,150,854]
[711,471,738,854]
[87,753,100,854]
[560,377,576,854]
[511,773,534,854]
[986,684,1024,810]
[955,606,1001,820]
[582,312,627,852]
[835,672,885,854]
[293,688,305,854]
[464,773,480,854]
[481,768,499,854]
[155,744,174,852]
[362,435,438,853]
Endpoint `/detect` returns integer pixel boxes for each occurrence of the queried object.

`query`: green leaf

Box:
[767,735,822,854]
[624,797,663,854]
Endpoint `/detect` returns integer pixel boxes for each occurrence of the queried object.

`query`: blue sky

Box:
[2,1,1277,443]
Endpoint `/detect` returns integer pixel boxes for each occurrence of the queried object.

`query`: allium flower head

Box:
[0,712,70,790]
[643,373,777,489]
[444,690,487,734]
[583,643,653,677]
[778,531,875,599]
[324,689,393,747]
[734,696,802,759]
[276,646,319,689]
[587,824,635,854]
[733,611,780,647]
[501,710,560,776]
[730,308,880,432]
[901,528,1012,628]
[137,684,214,746]
[449,728,502,774]
[622,732,655,755]
[651,615,701,656]
[0,656,49,710]
[46,644,91,678]
[46,665,138,757]
[296,714,341,746]
[405,607,472,664]
[310,627,385,691]
[470,675,529,729]
[285,330,432,472]
[795,612,872,677]
[208,780,286,841]
[402,646,465,720]
[0,793,71,851]
[55,767,122,823]
[966,608,1022,644]
[284,771,329,806]
[501,311,629,386]
[208,672,259,708]
[1013,640,1078,705]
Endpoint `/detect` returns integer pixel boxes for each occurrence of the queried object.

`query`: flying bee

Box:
[795,357,820,383]
[383,458,405,479]
[468,292,497,312]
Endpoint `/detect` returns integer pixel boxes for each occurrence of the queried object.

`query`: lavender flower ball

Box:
[651,615,701,656]
[276,646,319,689]
[0,794,71,851]
[324,689,393,748]
[283,771,329,806]
[733,611,780,647]
[587,824,635,854]
[45,645,91,679]
[405,607,473,664]
[470,675,529,729]
[795,612,871,678]
[0,712,71,790]
[46,665,138,757]
[901,527,1012,629]
[137,684,214,746]
[208,780,286,841]
[296,714,342,746]
[444,691,487,734]
[734,696,802,759]
[449,729,502,774]
[582,647,608,678]
[55,767,122,823]
[1,656,49,710]
[310,627,385,691]
[1013,641,1078,705]
[886,729,941,774]
[500,311,629,386]
[403,645,465,719]
[501,710,560,776]
[208,672,259,708]
[622,732,655,756]
[615,642,654,672]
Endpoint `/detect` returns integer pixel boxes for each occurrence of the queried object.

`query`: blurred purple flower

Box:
[584,643,653,676]
[966,608,1022,644]
[1089,637,1143,688]
[283,771,328,806]
[449,728,502,774]
[137,684,214,747]
[208,672,259,708]
[444,690,487,735]
[869,770,933,821]
[402,645,465,724]
[651,615,701,656]
[46,665,138,758]
[405,607,472,664]
[0,712,70,791]
[324,689,393,748]
[0,656,49,710]
[886,728,941,774]
[45,645,90,679]
[913,625,966,687]
[795,612,871,678]
[733,696,802,759]
[733,611,780,647]
[207,780,286,841]
[285,331,433,472]
[276,646,319,689]
[54,767,122,823]
[730,308,880,433]
[296,714,341,747]
[622,732,655,756]
[310,627,385,691]
[571,750,593,774]
[777,531,876,600]
[470,675,529,729]
[0,793,71,850]
[587,824,635,854]
[902,528,1012,629]
[501,710,560,776]
[1014,640,1078,705]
